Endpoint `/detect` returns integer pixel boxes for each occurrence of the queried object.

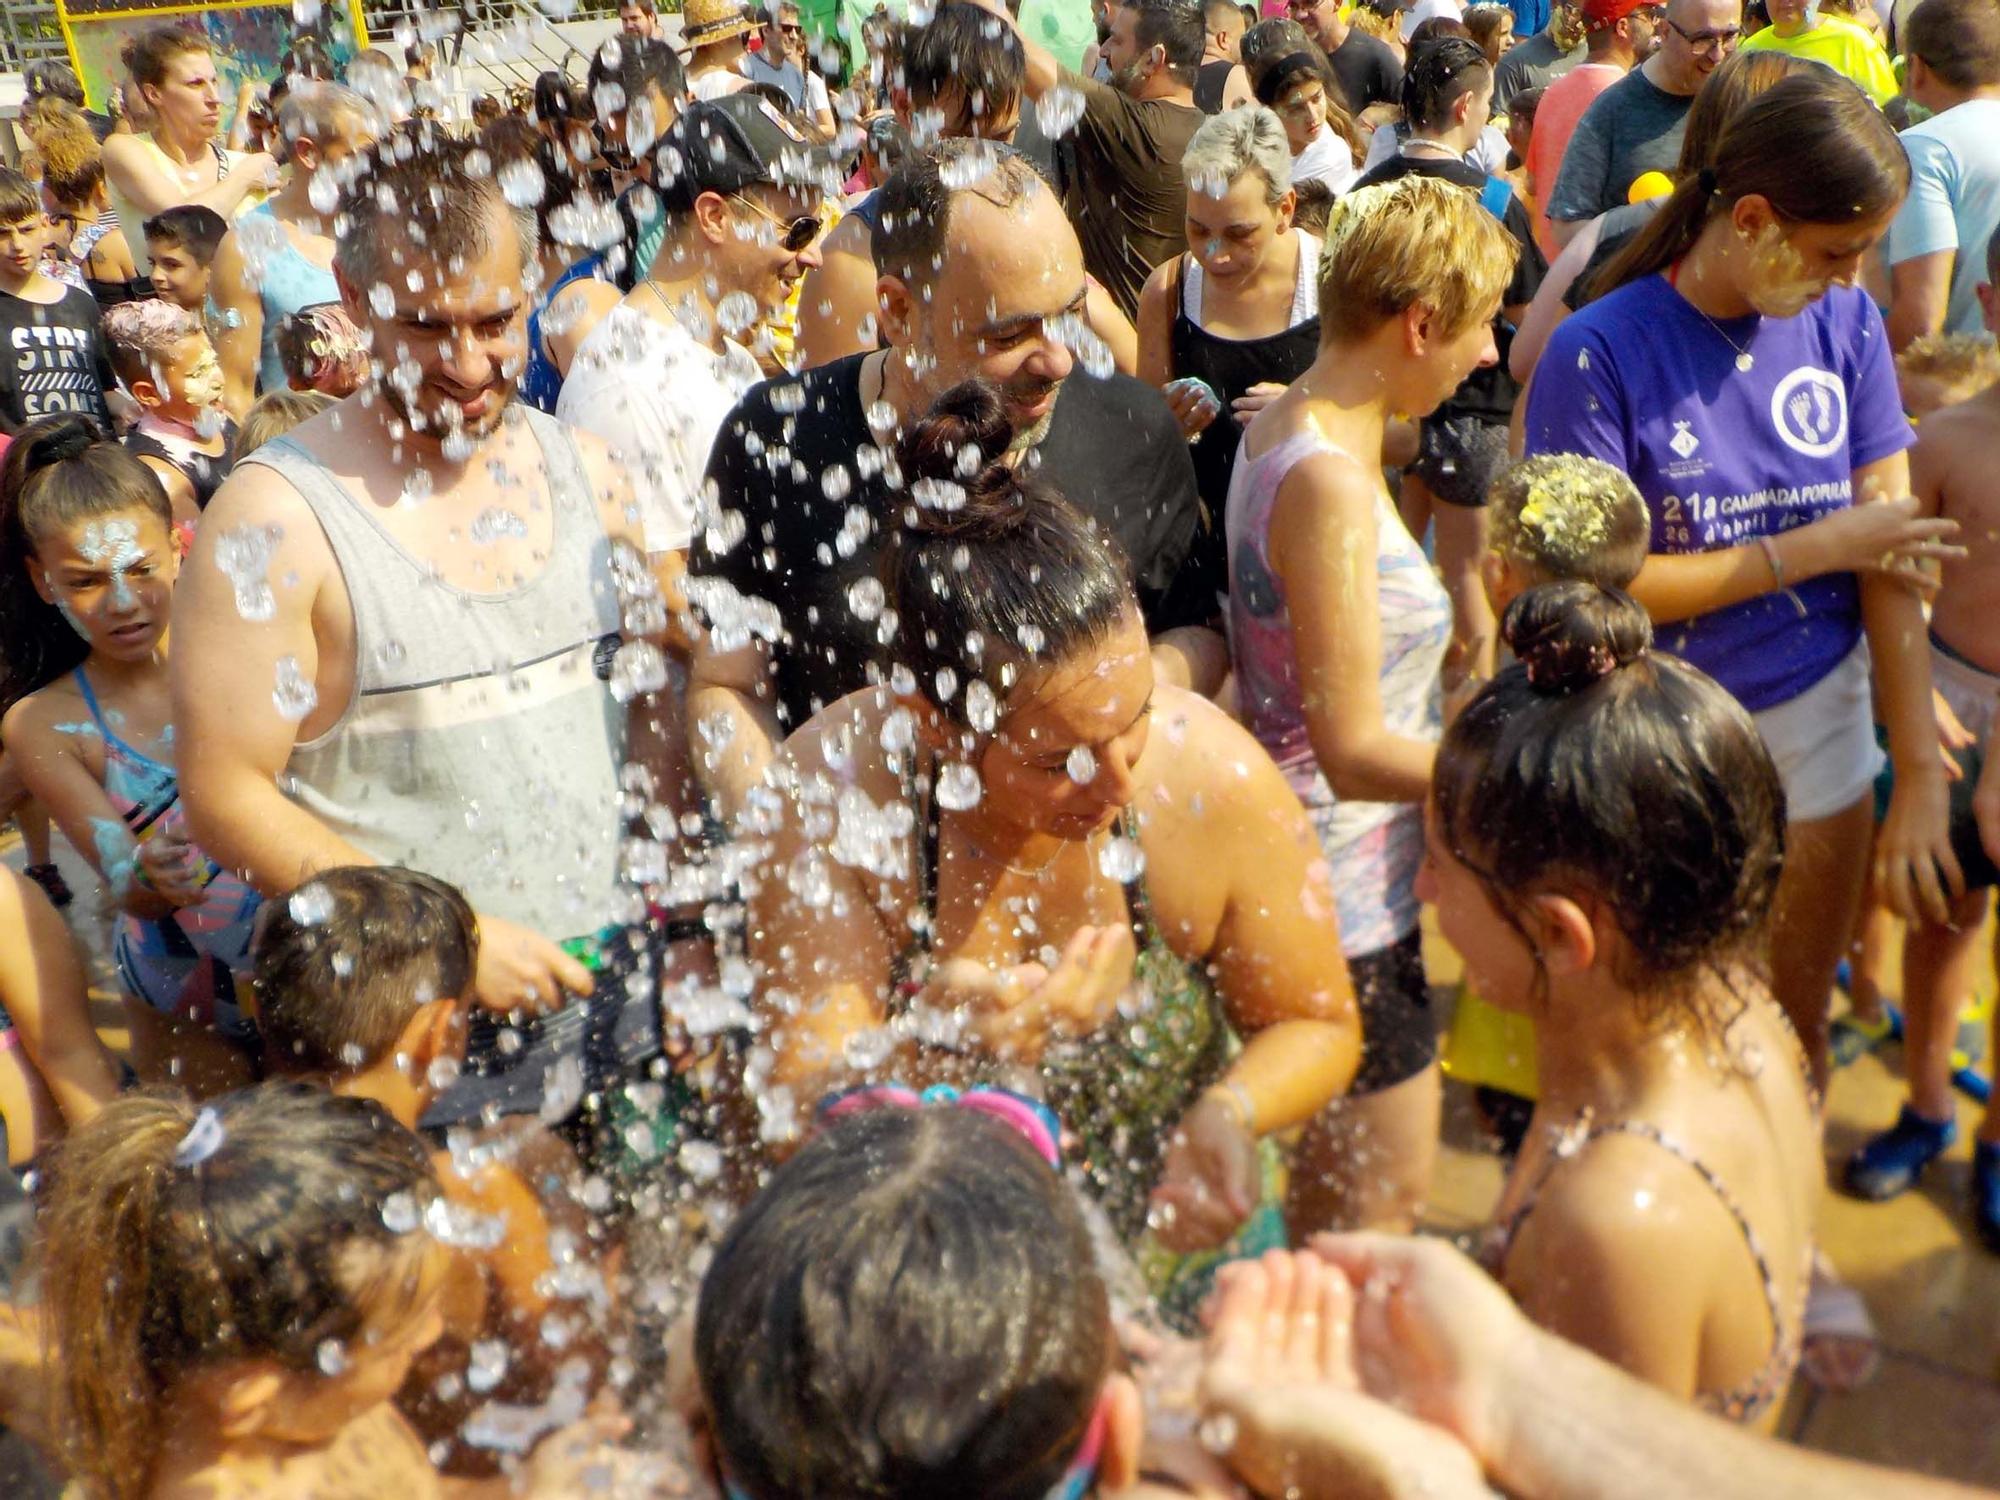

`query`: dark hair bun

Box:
[22,414,106,470]
[1502,582,1652,696]
[894,378,1033,542]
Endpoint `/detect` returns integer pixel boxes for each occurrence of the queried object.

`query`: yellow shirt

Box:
[1739,15,1899,106]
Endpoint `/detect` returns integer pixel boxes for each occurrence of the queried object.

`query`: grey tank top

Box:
[248,408,625,941]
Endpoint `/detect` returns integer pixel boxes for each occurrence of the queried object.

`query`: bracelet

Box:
[1758,534,1786,589]
[1211,1078,1258,1135]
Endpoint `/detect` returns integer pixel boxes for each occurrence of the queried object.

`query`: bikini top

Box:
[1483,1108,1809,1424]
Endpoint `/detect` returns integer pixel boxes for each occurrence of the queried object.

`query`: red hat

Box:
[1583,0,1651,26]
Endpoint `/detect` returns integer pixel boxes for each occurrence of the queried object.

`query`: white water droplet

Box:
[965,679,998,733]
[272,656,318,721]
[1036,83,1087,139]
[381,1190,421,1233]
[715,290,760,336]
[847,576,885,621]
[1066,745,1097,784]
[935,762,982,811]
[316,1338,348,1375]
[497,156,546,209]
[1098,836,1144,882]
[213,524,283,622]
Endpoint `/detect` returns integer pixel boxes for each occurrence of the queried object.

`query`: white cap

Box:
[1401,0,1466,39]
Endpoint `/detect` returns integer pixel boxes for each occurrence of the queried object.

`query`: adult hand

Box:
[472,913,592,1016]
[1305,1232,1534,1466]
[1150,1087,1260,1251]
[230,150,280,189]
[1797,498,1962,596]
[1231,381,1287,427]
[1201,1249,1490,1500]
[1876,771,1963,926]
[928,924,1130,1063]
[134,833,206,908]
[1165,377,1223,440]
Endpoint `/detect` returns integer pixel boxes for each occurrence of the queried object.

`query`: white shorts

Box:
[1750,640,1883,823]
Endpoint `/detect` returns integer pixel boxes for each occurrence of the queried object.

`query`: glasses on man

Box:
[732,194,822,252]
[778,21,804,35]
[1666,16,1741,51]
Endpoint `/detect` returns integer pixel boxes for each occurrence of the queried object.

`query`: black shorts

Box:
[1409,414,1511,508]
[1348,929,1437,1093]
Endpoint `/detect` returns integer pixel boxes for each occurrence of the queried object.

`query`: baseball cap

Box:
[1401,0,1465,40]
[1582,0,1652,27]
[652,93,839,213]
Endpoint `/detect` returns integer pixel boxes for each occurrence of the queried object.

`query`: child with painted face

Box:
[103,299,237,535]
[0,416,261,1094]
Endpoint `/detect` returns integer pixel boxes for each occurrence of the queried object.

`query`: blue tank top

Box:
[232,205,340,393]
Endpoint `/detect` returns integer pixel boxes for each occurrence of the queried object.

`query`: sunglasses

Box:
[732,192,822,252]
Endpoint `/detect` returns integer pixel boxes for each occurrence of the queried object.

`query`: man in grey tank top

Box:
[172,130,701,1128]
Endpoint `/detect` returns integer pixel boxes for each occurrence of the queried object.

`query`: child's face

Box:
[148,238,209,309]
[142,332,226,415]
[31,506,180,660]
[0,214,43,285]
[1507,110,1534,160]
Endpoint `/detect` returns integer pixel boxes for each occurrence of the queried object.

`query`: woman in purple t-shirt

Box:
[1527,70,1963,1100]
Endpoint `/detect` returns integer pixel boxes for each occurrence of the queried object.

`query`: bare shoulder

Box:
[781,687,905,799]
[1512,1131,1721,1288]
[820,208,875,263]
[1918,393,2000,507]
[1138,686,1300,833]
[1,675,88,749]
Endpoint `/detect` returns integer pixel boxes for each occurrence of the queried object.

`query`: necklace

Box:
[957,827,1092,880]
[1670,259,1757,371]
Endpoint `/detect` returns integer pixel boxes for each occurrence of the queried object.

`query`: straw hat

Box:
[682,0,757,47]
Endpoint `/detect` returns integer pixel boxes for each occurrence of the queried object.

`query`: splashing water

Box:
[1098,836,1145,882]
[1036,84,1087,139]
[213,524,284,622]
[289,881,335,925]
[272,657,318,721]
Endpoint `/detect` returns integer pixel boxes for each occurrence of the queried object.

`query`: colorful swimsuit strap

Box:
[72,666,173,775]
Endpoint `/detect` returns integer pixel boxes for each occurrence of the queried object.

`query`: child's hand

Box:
[136,834,205,907]
[472,914,592,1015]
[1933,687,1977,781]
[1151,1087,1259,1251]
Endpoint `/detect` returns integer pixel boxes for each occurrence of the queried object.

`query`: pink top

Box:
[1525,61,1625,256]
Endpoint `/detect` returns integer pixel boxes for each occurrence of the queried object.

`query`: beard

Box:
[1007,406,1056,453]
[1109,55,1153,96]
[376,367,517,449]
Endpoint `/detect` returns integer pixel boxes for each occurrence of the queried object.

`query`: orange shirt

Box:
[1525,61,1625,257]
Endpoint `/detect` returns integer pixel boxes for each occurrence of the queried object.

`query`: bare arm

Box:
[1086,279,1140,377]
[543,278,624,379]
[0,867,120,1129]
[1510,218,1598,384]
[1886,249,1952,354]
[209,229,264,419]
[1270,455,1436,802]
[963,0,1062,96]
[686,634,784,820]
[791,214,881,369]
[102,134,274,220]
[1135,260,1177,391]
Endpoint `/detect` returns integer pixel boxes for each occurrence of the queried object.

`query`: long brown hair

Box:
[40,1085,440,1500]
[1597,67,1909,297]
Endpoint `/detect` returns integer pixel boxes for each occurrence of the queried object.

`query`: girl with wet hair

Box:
[0,416,262,1093]
[749,378,1360,1329]
[1423,583,1819,1424]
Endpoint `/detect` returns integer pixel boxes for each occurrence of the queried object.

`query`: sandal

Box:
[20,863,72,910]
[1974,1140,2000,1256]
[1843,1104,1957,1201]
[1801,1255,1881,1394]
[1830,1002,1903,1068]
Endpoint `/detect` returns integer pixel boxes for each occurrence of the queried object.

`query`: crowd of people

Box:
[0,0,1996,1493]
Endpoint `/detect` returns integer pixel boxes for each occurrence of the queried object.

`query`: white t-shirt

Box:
[555,303,763,554]
[691,68,751,102]
[1292,129,1359,194]
[739,50,832,118]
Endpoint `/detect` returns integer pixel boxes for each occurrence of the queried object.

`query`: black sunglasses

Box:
[733,193,821,251]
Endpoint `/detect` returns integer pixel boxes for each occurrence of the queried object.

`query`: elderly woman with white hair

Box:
[1136,105,1324,638]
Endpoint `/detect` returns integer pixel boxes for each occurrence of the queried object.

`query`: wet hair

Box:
[41,1084,441,1500]
[102,298,204,391]
[1907,0,2000,88]
[1127,0,1208,85]
[697,1105,1110,1500]
[875,139,1046,291]
[533,69,591,126]
[587,34,689,126]
[0,417,173,712]
[1317,172,1517,342]
[1239,16,1323,78]
[253,866,478,1074]
[0,166,38,226]
[120,24,209,92]
[890,381,1135,730]
[273,80,374,167]
[1401,36,1491,132]
[25,60,87,108]
[1896,329,2000,405]
[238,388,334,458]
[333,126,535,295]
[1488,454,1651,590]
[899,4,1027,129]
[1435,585,1786,994]
[343,47,411,120]
[276,302,369,396]
[142,204,227,265]
[1183,105,1294,203]
[33,117,105,210]
[1291,176,1336,232]
[1599,67,1911,294]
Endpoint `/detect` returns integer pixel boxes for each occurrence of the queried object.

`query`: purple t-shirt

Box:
[1525,277,1912,712]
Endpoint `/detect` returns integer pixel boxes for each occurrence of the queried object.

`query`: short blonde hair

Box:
[1318,175,1518,344]
[1895,331,2000,398]
[238,389,334,458]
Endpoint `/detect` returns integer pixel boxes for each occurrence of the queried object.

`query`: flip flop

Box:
[1801,1256,1881,1394]
[1830,1003,1904,1069]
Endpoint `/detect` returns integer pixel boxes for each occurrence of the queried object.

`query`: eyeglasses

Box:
[1666,16,1741,50]
[732,192,822,252]
[778,22,804,35]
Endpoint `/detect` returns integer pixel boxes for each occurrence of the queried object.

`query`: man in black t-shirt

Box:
[688,144,1200,811]
[1287,0,1403,118]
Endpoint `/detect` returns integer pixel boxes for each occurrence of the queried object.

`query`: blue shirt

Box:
[1508,0,1551,36]
[1526,278,1913,711]
[1883,98,2000,339]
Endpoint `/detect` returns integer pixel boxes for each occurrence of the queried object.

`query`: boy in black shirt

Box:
[0,167,116,434]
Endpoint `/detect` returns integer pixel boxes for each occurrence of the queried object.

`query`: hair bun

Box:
[23,414,105,469]
[1503,582,1652,697]
[894,378,1031,542]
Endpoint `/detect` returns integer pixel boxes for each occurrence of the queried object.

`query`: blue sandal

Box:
[1843,1105,1957,1201]
[1830,1002,1904,1068]
[1974,1140,2000,1255]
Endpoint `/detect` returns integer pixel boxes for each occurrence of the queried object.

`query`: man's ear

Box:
[876,273,917,348]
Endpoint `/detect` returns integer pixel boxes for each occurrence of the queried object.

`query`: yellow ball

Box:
[1628,170,1675,204]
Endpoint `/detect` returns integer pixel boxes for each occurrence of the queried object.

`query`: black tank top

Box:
[1161,251,1321,625]
[124,417,238,511]
[1194,58,1234,113]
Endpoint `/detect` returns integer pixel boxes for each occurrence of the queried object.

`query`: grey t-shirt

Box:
[1493,30,1585,112]
[1545,66,1691,226]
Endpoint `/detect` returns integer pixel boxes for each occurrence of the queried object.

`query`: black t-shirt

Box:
[0,284,115,434]
[693,352,1203,731]
[1352,153,1546,423]
[1194,58,1235,114]
[1327,29,1402,115]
